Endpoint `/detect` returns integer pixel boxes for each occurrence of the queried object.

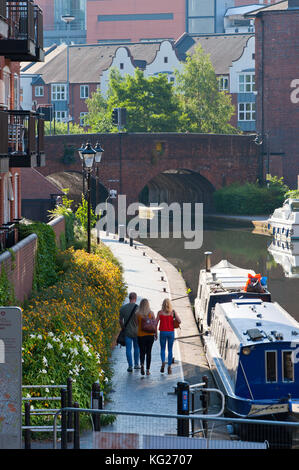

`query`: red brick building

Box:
[254,0,299,187]
[0,0,45,247]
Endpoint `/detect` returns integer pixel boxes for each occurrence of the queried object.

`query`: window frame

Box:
[51,84,67,101]
[35,85,44,97]
[282,350,294,383]
[238,102,256,122]
[265,350,278,383]
[55,110,67,123]
[238,73,255,93]
[80,84,89,99]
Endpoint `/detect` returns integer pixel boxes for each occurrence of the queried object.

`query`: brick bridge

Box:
[40,133,260,208]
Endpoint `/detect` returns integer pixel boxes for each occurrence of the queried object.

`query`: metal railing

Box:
[7,110,44,158]
[6,0,35,41]
[0,0,6,19]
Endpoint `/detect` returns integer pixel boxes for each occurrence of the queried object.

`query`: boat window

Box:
[282,351,294,382]
[219,328,226,357]
[265,351,277,383]
[224,339,229,361]
[291,201,299,212]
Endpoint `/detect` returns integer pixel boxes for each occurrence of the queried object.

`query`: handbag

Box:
[173,310,180,329]
[141,314,156,333]
[117,304,138,347]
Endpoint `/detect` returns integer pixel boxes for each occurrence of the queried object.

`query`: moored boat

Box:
[267,198,299,241]
[195,253,299,422]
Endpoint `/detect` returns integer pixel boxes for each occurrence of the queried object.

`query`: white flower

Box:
[37,335,42,340]
[40,369,47,374]
[42,357,48,366]
[48,332,54,337]
[46,343,53,349]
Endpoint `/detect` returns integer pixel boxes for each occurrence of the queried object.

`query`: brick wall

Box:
[0,216,65,304]
[255,10,299,188]
[39,132,260,205]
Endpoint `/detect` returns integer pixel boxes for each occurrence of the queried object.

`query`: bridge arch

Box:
[46,170,109,208]
[138,169,215,212]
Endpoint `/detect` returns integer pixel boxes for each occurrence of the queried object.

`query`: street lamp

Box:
[79,141,104,253]
[61,14,75,134]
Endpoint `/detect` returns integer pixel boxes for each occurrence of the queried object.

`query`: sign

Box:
[0,307,22,449]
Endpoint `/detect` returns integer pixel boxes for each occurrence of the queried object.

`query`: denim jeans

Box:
[159,331,175,366]
[125,336,140,368]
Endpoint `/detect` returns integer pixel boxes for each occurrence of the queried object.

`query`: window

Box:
[55,111,67,122]
[239,73,255,93]
[282,351,294,382]
[80,112,88,126]
[164,56,168,63]
[266,351,277,383]
[80,85,89,99]
[238,102,256,121]
[119,63,124,70]
[51,84,66,101]
[35,86,44,97]
[218,76,228,91]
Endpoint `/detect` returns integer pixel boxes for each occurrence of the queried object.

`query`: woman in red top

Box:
[156,298,181,374]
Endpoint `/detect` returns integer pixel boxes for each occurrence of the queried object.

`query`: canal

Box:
[141,220,299,322]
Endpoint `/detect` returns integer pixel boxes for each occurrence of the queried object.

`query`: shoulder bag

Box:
[173,310,180,329]
[117,304,138,346]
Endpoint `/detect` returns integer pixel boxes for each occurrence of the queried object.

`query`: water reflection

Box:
[140,222,299,321]
[268,240,299,279]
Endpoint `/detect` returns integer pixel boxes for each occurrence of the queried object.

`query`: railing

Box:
[6,0,35,42]
[0,0,6,19]
[0,110,8,156]
[7,110,44,166]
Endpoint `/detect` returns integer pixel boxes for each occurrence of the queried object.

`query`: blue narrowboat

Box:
[195,254,299,420]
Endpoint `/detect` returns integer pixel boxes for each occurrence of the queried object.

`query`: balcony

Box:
[0,110,9,173]
[0,0,44,62]
[7,110,45,168]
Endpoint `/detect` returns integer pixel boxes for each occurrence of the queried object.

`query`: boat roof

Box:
[200,260,256,292]
[216,299,299,346]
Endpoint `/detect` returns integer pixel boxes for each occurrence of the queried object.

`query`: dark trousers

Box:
[138,335,154,370]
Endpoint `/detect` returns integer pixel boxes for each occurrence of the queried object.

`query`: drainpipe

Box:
[260,14,265,184]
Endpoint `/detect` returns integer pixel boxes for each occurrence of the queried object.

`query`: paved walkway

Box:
[80,231,215,449]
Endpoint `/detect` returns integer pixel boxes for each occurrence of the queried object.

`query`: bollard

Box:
[118,224,125,242]
[158,267,161,271]
[24,402,31,449]
[60,388,68,449]
[129,229,134,246]
[73,402,80,449]
[92,382,102,431]
[177,381,190,437]
[201,375,209,438]
[67,377,73,443]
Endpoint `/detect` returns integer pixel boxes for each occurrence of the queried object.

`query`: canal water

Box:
[141,220,299,322]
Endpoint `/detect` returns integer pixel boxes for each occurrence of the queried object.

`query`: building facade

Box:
[35,0,86,46]
[0,0,45,248]
[254,0,299,187]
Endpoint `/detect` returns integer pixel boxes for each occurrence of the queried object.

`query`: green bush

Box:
[213,179,288,215]
[19,222,58,291]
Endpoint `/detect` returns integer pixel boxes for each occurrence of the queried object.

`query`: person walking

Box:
[119,292,140,372]
[136,298,157,376]
[156,298,181,375]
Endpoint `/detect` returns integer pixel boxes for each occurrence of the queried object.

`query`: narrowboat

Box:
[195,253,299,420]
[268,239,299,278]
[267,198,299,241]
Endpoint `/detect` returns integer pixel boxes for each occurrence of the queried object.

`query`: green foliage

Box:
[85,88,113,133]
[62,144,77,164]
[175,43,239,134]
[48,189,75,248]
[75,194,97,232]
[213,180,288,215]
[19,222,58,291]
[44,121,86,135]
[285,189,299,199]
[0,265,16,305]
[107,68,187,132]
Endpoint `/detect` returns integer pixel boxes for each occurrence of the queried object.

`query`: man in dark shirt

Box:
[119,292,140,372]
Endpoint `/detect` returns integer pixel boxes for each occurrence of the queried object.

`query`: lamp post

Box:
[61,14,75,134]
[79,141,104,253]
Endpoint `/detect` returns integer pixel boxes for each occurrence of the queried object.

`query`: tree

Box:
[107,68,187,132]
[175,43,239,134]
[84,88,113,133]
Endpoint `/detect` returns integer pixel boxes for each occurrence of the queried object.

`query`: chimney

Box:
[288,0,299,9]
[204,251,212,272]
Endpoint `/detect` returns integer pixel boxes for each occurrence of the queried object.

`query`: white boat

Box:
[267,199,299,241]
[268,239,299,278]
[194,252,299,429]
